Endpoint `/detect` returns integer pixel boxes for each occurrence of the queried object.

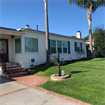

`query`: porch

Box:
[0,27,28,77]
[0,27,24,65]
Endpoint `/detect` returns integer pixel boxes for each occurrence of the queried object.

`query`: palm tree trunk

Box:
[87,9,93,58]
[44,0,50,65]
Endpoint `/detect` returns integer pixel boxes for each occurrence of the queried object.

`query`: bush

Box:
[81,57,90,60]
[95,53,105,58]
[50,61,67,66]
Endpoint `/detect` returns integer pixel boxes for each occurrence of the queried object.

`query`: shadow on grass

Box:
[72,65,105,70]
[70,71,88,76]
[28,64,52,75]
[61,59,92,66]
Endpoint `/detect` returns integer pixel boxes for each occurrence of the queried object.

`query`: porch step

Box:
[6,67,23,71]
[4,69,27,74]
[6,62,19,66]
[3,62,28,78]
[6,72,28,78]
[6,65,21,69]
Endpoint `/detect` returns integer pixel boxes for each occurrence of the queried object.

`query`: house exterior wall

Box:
[86,41,98,57]
[22,32,46,68]
[0,30,87,69]
[0,34,24,67]
[49,34,86,61]
[12,36,23,67]
[22,31,87,68]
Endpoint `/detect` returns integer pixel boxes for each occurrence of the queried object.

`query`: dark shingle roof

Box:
[0,27,17,31]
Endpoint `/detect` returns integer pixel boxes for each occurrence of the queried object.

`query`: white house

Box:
[0,25,87,69]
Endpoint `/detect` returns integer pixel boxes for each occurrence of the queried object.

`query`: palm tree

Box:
[44,0,50,65]
[69,0,105,58]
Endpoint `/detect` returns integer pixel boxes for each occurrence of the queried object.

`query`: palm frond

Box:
[92,0,105,12]
[69,0,105,12]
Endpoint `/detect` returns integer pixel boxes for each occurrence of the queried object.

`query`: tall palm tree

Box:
[69,0,105,58]
[44,0,50,65]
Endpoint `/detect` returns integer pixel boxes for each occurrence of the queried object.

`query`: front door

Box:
[0,39,8,61]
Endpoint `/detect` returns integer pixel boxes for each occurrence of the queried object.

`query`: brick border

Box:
[0,87,29,97]
[33,87,91,105]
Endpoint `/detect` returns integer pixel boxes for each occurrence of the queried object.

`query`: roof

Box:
[18,28,85,41]
[0,27,17,31]
[0,26,85,41]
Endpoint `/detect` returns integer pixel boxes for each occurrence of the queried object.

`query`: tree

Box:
[93,26,105,55]
[71,36,76,38]
[44,0,50,65]
[77,49,85,59]
[69,0,105,58]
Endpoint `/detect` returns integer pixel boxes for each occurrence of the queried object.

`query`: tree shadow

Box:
[28,63,52,75]
[70,71,88,76]
[0,76,12,84]
[74,65,105,70]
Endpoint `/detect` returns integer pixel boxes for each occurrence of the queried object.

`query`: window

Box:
[57,41,62,53]
[50,40,68,54]
[51,40,56,53]
[25,37,38,52]
[77,42,80,50]
[0,41,7,53]
[63,41,67,53]
[15,38,21,53]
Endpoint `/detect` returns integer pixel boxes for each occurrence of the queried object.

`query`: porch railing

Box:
[0,53,6,72]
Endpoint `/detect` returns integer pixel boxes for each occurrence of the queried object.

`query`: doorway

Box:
[0,39,8,61]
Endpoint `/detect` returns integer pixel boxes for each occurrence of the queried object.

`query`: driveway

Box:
[0,76,80,105]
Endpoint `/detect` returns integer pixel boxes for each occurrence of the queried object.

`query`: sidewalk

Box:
[0,76,90,105]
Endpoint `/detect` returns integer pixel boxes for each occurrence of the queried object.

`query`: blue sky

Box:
[0,0,105,38]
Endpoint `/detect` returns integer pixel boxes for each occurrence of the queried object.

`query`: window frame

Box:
[50,39,68,54]
[63,41,68,54]
[50,40,56,54]
[24,37,39,53]
[57,40,62,53]
[76,42,80,50]
[15,37,21,54]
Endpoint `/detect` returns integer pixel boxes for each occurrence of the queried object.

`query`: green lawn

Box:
[29,58,105,105]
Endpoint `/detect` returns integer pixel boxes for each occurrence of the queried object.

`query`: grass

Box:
[29,58,105,105]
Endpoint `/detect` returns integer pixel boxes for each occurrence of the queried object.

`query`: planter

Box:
[51,74,70,81]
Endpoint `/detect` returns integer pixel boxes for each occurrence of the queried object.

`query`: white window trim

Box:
[57,40,62,54]
[50,39,68,54]
[63,41,68,54]
[24,37,39,54]
[14,37,22,54]
[76,42,81,50]
[50,40,56,54]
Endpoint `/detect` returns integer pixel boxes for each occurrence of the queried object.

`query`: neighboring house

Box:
[85,38,98,57]
[0,25,87,69]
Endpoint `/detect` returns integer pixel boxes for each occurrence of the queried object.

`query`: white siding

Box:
[22,31,87,68]
[0,34,23,67]
[0,31,87,69]
[49,35,87,61]
[22,32,46,68]
[12,36,23,67]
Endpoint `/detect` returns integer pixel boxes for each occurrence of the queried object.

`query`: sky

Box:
[0,0,105,38]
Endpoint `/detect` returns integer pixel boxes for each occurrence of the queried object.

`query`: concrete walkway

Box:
[0,76,79,105]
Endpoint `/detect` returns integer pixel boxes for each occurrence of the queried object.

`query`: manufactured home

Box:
[0,25,87,76]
